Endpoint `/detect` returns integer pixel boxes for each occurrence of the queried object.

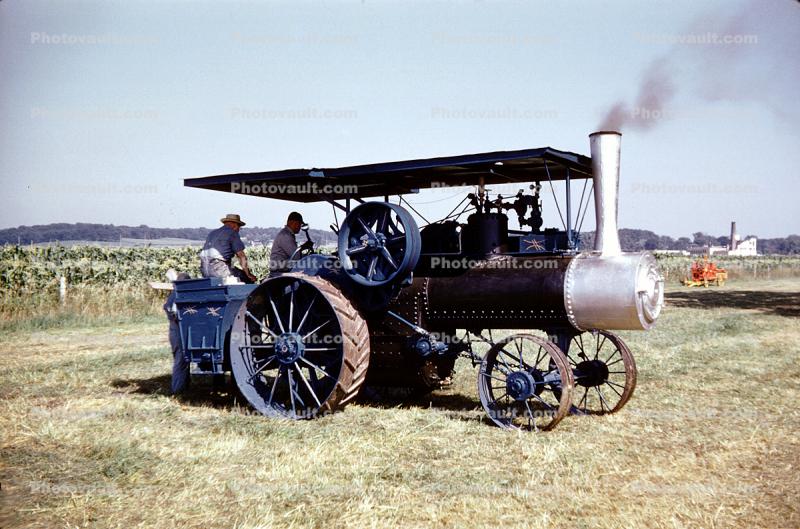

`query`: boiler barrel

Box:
[425,256,571,329]
[422,253,663,331]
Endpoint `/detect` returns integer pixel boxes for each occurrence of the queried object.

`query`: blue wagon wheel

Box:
[337,202,421,287]
[230,274,370,419]
[477,334,574,431]
[562,331,637,415]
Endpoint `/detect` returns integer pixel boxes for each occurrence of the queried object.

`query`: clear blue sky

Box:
[1,0,798,238]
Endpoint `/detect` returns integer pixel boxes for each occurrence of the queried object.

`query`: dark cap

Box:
[287,212,304,223]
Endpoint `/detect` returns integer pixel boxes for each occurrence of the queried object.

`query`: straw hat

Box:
[220,213,246,226]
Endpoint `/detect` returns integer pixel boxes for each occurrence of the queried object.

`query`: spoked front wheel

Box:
[561,330,637,415]
[477,334,574,431]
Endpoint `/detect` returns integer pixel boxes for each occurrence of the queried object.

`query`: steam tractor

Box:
[175,131,664,431]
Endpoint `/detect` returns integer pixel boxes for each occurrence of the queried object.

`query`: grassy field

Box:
[1,278,799,528]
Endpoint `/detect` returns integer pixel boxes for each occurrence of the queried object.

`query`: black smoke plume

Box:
[599,1,799,132]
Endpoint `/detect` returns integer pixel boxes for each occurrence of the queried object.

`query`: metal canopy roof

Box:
[183,146,592,203]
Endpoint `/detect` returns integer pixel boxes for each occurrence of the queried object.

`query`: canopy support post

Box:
[566,167,573,250]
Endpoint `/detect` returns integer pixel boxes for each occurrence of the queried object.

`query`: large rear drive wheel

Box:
[230,274,370,419]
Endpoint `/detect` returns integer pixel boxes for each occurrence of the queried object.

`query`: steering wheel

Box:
[298,241,314,258]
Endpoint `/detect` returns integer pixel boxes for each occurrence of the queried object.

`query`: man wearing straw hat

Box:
[199,214,257,283]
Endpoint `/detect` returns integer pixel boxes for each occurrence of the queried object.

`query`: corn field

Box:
[0,245,278,292]
[0,245,276,323]
[3,245,798,290]
[2,245,799,324]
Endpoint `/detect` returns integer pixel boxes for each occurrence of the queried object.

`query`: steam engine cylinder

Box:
[463,212,508,255]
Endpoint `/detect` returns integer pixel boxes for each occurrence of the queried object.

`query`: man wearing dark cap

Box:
[270,211,311,274]
[199,214,257,283]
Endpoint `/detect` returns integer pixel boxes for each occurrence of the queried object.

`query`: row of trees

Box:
[578,229,799,254]
[1,223,798,254]
[0,223,335,247]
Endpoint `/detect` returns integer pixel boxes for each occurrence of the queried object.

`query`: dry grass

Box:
[0,284,164,332]
[2,279,799,529]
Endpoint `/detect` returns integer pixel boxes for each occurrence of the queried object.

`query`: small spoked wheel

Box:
[478,334,574,431]
[230,274,370,419]
[563,331,636,415]
[337,202,421,286]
